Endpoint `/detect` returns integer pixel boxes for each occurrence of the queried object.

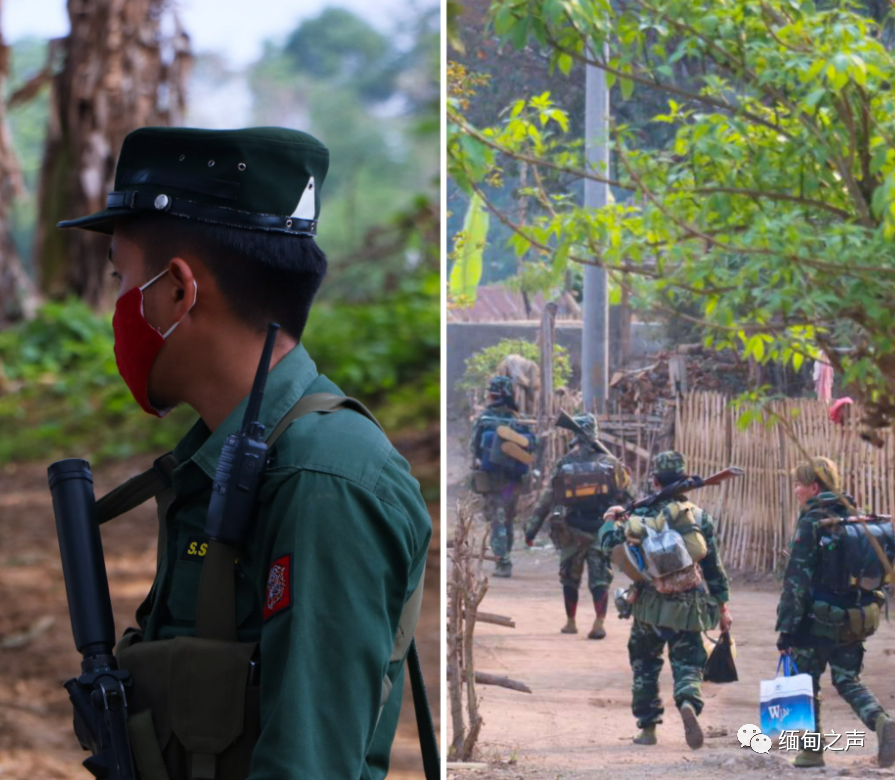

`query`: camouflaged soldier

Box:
[600,451,732,750]
[524,413,632,638]
[776,457,895,769]
[470,376,524,577]
[56,127,434,780]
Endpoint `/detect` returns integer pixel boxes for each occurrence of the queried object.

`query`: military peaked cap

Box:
[57,126,329,237]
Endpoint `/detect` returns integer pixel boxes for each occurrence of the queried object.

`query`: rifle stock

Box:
[628,466,744,513]
[701,467,746,488]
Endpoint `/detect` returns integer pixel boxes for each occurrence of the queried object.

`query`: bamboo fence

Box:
[675,392,895,573]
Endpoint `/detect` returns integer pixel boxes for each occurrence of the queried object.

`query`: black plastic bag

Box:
[704,631,738,683]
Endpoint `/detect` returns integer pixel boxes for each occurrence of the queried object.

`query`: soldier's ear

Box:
[167,257,197,310]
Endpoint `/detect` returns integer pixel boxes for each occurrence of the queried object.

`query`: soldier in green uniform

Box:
[776,457,895,769]
[524,414,632,639]
[600,451,732,750]
[470,376,524,578]
[56,127,434,779]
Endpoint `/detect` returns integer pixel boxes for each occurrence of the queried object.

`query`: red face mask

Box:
[112,269,198,417]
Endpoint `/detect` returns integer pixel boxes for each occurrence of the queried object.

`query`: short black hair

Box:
[654,470,684,487]
[121,213,327,342]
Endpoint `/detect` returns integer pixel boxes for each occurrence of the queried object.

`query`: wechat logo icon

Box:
[738,724,772,754]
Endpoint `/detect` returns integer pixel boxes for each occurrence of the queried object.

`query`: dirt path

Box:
[446,422,895,780]
[0,436,439,780]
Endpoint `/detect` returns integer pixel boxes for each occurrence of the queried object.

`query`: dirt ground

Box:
[0,430,439,780]
[446,424,895,780]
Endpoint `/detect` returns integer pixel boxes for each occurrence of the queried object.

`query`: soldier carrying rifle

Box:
[525,412,632,639]
[600,452,736,750]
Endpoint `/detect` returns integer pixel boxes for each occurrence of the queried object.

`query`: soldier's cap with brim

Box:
[57,126,329,237]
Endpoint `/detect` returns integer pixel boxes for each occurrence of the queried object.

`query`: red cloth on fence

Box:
[829,397,854,425]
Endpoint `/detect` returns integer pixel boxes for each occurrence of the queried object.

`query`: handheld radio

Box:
[205,323,279,545]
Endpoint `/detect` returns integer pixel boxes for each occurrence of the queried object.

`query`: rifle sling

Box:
[95,453,178,525]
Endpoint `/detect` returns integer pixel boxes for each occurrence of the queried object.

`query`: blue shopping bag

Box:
[760,655,816,739]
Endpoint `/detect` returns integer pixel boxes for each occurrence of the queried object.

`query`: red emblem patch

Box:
[263,554,292,620]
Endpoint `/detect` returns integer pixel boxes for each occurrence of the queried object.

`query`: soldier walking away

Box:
[54,127,437,779]
[524,413,632,639]
[776,457,895,769]
[600,451,732,750]
[469,376,532,578]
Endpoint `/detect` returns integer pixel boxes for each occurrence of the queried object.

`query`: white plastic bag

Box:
[642,523,693,579]
[760,655,816,739]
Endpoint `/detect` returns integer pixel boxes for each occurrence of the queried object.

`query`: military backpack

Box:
[553,458,623,510]
[628,501,708,595]
[809,515,895,643]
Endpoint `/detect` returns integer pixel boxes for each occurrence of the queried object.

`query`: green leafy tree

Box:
[284,8,397,103]
[449,0,895,427]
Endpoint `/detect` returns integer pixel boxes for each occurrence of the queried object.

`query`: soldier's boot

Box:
[561,585,578,632]
[679,701,704,750]
[632,725,657,746]
[493,561,513,578]
[876,713,895,768]
[587,617,606,640]
[793,731,825,768]
[792,748,825,768]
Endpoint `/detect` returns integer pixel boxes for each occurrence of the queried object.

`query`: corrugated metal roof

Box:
[448,285,581,322]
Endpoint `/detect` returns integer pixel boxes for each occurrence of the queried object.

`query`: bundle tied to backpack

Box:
[627,502,708,595]
[472,417,537,492]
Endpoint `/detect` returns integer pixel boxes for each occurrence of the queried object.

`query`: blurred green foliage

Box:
[459,338,571,394]
[303,270,441,431]
[0,276,438,465]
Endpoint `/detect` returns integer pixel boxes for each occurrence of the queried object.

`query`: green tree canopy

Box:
[449,0,895,427]
[285,8,397,102]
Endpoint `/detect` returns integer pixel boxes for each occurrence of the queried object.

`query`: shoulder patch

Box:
[264,554,293,621]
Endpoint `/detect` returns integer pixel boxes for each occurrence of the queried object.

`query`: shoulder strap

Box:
[266,392,383,447]
[407,639,440,780]
[95,453,178,525]
[660,501,702,534]
[376,565,439,780]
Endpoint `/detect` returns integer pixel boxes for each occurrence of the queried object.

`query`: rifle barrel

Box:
[48,459,115,660]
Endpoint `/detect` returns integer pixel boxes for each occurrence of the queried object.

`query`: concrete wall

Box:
[447,319,665,416]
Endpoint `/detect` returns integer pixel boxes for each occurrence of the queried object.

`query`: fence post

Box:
[776,421,788,575]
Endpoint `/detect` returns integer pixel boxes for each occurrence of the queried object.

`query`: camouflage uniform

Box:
[470,377,524,573]
[525,414,632,633]
[599,452,730,733]
[776,492,889,735]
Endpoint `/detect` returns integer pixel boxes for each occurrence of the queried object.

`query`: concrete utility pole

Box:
[582,51,610,413]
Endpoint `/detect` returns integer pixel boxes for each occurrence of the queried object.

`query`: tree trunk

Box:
[34,0,191,307]
[0,2,37,325]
